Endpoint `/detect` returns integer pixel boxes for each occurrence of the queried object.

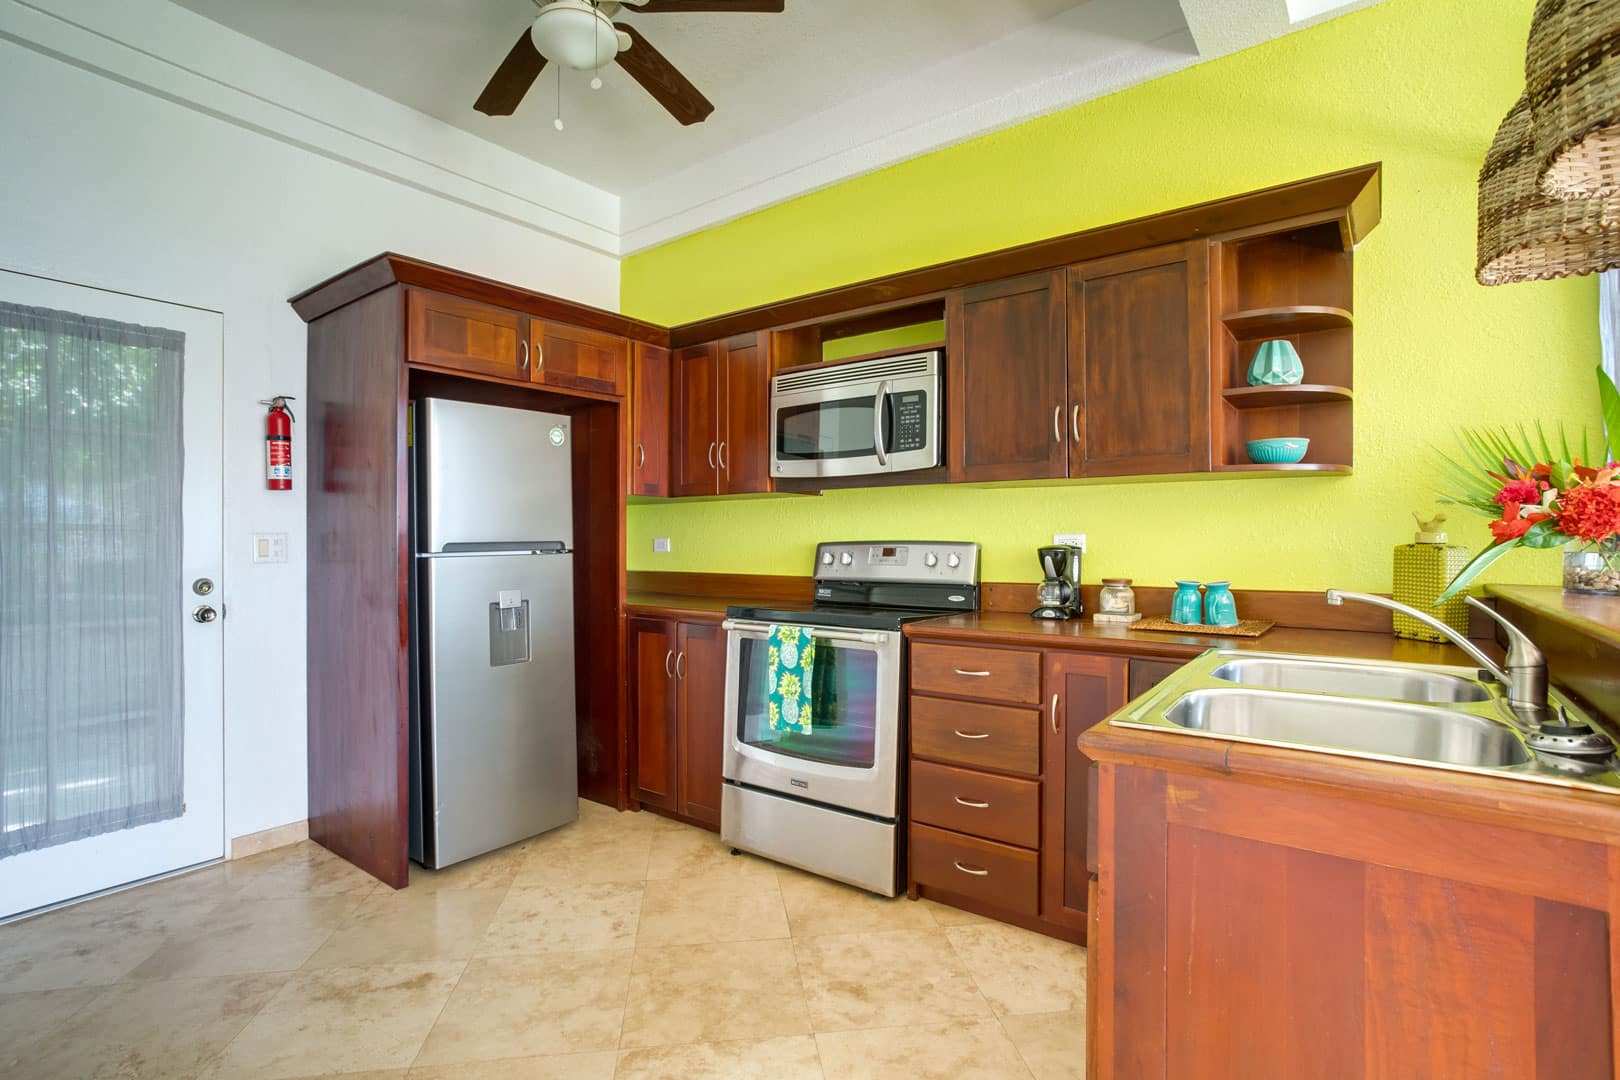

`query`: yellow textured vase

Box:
[1392,542,1473,643]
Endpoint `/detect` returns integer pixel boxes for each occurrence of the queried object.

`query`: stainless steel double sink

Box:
[1111,651,1620,794]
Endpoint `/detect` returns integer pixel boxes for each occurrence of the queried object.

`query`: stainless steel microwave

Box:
[769,350,943,479]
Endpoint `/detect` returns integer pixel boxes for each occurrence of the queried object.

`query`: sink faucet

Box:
[1324,591,1548,718]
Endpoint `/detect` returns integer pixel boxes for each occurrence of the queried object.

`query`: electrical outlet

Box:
[251,532,288,564]
[653,538,672,554]
[1053,532,1087,552]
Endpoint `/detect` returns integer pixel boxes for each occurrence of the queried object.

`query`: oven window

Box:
[736,636,878,768]
[776,396,878,461]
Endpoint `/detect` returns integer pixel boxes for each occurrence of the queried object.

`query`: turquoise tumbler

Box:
[1204,582,1238,627]
[1171,581,1203,625]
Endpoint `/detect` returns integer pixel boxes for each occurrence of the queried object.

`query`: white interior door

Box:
[0,268,224,918]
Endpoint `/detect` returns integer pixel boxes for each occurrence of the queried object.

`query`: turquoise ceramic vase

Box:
[1247,340,1305,386]
[1171,581,1203,625]
[1204,582,1238,627]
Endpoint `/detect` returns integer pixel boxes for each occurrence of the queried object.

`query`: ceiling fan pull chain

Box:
[553,62,565,131]
[590,0,604,89]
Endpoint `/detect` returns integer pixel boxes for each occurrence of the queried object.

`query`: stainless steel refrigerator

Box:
[409,398,578,869]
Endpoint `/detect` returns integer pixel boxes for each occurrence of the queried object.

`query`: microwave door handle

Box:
[872,380,891,468]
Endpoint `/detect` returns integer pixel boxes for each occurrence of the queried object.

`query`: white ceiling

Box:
[165,0,1383,251]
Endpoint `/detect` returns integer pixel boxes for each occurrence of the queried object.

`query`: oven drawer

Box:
[910,643,1040,705]
[911,695,1040,777]
[910,760,1039,848]
[911,823,1039,915]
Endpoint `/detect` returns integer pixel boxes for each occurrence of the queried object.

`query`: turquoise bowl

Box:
[1246,437,1310,464]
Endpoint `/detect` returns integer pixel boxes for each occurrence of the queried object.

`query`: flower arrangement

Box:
[1436,365,1620,601]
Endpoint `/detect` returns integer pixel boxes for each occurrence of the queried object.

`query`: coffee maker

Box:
[1031,545,1083,620]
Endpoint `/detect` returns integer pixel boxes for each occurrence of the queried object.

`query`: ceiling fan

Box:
[474,0,785,126]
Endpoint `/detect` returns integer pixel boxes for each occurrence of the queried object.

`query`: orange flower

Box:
[1557,485,1620,542]
[1489,502,1552,543]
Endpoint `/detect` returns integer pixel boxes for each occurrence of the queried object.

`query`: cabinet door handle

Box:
[954,861,990,877]
[953,796,990,809]
[519,340,529,371]
[675,651,686,680]
[708,441,717,470]
[1050,692,1060,735]
[953,669,990,678]
[953,730,990,740]
[535,343,544,374]
[637,443,646,469]
[1053,403,1063,443]
[1070,404,1081,443]
[718,441,728,470]
[664,649,674,679]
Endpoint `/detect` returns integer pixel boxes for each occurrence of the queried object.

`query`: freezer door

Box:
[420,552,578,867]
[417,398,574,551]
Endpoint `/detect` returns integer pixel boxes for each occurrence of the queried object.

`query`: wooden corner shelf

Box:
[1215,463,1353,475]
[1221,384,1353,408]
[1221,306,1353,338]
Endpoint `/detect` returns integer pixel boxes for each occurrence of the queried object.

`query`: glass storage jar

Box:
[1099,578,1136,615]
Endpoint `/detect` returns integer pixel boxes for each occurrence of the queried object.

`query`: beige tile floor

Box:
[0,800,1086,1079]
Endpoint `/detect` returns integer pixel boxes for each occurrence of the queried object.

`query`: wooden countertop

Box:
[624,593,734,621]
[903,610,1494,668]
[1487,584,1620,650]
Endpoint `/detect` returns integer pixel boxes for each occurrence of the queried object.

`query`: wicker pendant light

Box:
[1478,93,1620,284]
[1526,0,1620,200]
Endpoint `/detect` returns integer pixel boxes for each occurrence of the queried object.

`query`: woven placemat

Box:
[1132,616,1274,638]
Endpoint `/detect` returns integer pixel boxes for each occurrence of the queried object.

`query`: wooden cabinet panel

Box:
[910,759,1040,848]
[911,823,1039,915]
[1042,652,1126,931]
[1127,656,1186,701]
[911,695,1041,777]
[630,343,671,497]
[910,643,1042,704]
[947,271,1068,482]
[531,319,628,396]
[720,332,772,495]
[405,288,524,380]
[629,618,677,812]
[671,342,721,497]
[677,620,727,827]
[1069,241,1211,477]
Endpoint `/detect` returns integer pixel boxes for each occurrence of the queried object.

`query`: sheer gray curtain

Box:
[1604,270,1620,429]
[0,303,185,857]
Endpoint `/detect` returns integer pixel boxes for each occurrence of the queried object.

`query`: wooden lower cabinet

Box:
[1083,754,1620,1080]
[907,640,1127,941]
[629,615,726,828]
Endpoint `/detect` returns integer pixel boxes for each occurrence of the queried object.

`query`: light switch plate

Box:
[251,532,288,564]
[653,538,672,553]
[1053,533,1087,552]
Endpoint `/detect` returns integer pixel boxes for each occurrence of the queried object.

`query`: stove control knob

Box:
[839,552,854,566]
[947,553,961,569]
[924,552,938,568]
[821,551,834,566]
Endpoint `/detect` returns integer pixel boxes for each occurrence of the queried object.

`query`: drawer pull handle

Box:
[953,669,991,677]
[953,796,990,808]
[953,730,990,740]
[954,861,990,877]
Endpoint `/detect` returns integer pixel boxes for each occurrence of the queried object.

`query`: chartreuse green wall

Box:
[622,0,1601,592]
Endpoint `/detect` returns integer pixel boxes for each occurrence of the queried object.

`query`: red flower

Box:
[1494,479,1545,507]
[1489,502,1551,542]
[1557,484,1620,542]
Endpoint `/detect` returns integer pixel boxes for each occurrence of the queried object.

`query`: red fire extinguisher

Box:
[261,396,296,490]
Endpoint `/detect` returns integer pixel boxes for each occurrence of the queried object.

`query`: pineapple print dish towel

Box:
[766,625,816,734]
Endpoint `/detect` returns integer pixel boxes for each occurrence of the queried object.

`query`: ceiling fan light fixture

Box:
[530,0,621,71]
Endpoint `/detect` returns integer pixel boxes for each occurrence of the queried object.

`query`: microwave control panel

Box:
[889,391,928,452]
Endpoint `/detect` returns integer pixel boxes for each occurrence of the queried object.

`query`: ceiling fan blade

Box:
[613,24,715,126]
[621,1,785,13]
[474,29,548,116]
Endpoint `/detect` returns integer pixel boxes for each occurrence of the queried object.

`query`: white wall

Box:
[0,7,620,844]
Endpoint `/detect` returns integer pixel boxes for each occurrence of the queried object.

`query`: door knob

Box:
[192,605,218,624]
[192,577,214,596]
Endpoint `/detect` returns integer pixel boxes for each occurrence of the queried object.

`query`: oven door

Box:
[722,619,902,820]
[770,372,939,479]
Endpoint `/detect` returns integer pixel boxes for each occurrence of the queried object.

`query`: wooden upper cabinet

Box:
[529,319,628,396]
[405,288,525,381]
[630,343,671,498]
[677,620,727,827]
[1041,651,1125,932]
[629,617,678,812]
[720,332,772,495]
[1068,241,1211,477]
[671,342,722,497]
[946,271,1068,483]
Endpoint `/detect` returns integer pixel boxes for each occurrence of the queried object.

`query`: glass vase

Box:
[1562,538,1620,595]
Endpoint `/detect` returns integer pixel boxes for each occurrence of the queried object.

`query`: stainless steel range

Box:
[721,541,980,896]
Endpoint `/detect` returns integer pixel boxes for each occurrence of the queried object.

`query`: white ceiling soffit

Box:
[0,0,621,254]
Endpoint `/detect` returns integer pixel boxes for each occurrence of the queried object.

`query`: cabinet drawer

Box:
[911,695,1040,777]
[911,760,1039,848]
[911,823,1039,915]
[911,643,1041,704]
